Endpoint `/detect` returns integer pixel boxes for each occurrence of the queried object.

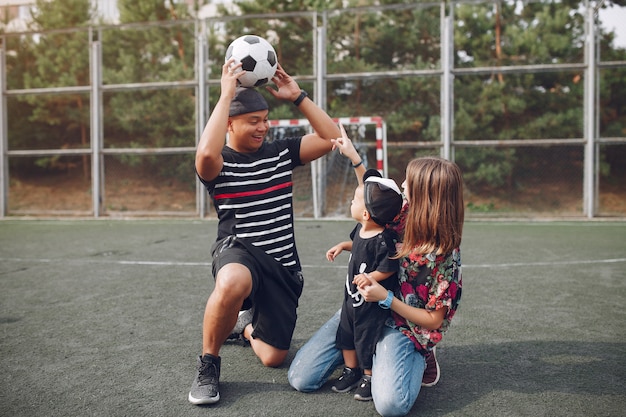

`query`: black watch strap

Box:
[293,90,308,106]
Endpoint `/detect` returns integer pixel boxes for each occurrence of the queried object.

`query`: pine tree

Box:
[102,0,197,182]
[20,0,93,178]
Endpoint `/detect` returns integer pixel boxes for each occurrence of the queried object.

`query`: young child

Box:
[326,127,403,401]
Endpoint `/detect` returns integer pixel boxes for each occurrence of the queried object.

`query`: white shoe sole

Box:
[188,391,220,405]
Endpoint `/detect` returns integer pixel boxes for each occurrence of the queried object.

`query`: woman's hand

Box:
[357,273,389,303]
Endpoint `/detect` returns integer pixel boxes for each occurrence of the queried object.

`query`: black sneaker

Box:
[353,375,372,401]
[331,367,362,393]
[188,354,221,405]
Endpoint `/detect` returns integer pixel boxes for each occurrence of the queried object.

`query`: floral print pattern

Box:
[387,249,462,354]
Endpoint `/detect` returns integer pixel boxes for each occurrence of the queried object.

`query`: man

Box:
[188,59,341,405]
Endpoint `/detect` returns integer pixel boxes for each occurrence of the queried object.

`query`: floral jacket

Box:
[386,203,463,354]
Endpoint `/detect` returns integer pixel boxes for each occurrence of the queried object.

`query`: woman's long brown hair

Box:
[396,157,464,258]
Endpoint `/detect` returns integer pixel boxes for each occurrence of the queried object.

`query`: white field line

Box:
[1,257,626,269]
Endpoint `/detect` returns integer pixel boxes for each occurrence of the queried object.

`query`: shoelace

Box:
[198,363,218,385]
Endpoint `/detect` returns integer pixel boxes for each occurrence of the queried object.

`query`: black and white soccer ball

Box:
[225,35,278,88]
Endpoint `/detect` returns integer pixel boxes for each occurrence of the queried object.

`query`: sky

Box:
[598,5,626,48]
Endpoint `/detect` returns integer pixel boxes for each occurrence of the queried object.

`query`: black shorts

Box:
[211,236,304,350]
[336,298,389,370]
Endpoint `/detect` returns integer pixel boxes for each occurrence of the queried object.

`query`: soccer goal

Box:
[267,117,387,219]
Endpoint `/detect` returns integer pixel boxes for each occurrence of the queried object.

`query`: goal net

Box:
[267,117,387,219]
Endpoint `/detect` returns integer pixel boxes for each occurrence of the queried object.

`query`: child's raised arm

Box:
[330,124,366,184]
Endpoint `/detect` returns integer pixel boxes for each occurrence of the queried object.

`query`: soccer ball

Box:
[225,35,278,88]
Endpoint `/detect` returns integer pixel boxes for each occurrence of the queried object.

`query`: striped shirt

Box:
[200,138,303,271]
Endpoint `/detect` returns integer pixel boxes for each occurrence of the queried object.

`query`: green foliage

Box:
[5,0,626,196]
[100,0,196,181]
[456,147,516,188]
[467,201,496,212]
[451,1,623,190]
[30,0,94,29]
[10,1,92,173]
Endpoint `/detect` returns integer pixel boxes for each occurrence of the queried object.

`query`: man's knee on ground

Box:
[259,349,287,368]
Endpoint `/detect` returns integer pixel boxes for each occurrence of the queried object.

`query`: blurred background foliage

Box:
[2,0,625,205]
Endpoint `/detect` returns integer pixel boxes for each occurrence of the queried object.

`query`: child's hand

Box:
[326,244,343,262]
[330,124,359,163]
[357,273,388,303]
[352,273,369,288]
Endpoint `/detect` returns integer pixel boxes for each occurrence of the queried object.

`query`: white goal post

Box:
[269,116,388,219]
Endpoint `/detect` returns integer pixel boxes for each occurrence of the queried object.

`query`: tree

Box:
[5,0,625,213]
[18,0,93,178]
[205,0,625,189]
[101,0,198,183]
[451,0,625,192]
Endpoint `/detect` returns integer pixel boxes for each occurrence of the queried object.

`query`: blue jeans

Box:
[288,309,426,417]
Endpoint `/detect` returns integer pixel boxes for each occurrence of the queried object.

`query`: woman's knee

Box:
[287,366,318,392]
[374,395,411,417]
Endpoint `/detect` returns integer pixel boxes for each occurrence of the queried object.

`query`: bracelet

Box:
[351,160,363,169]
[378,290,394,309]
[293,90,308,106]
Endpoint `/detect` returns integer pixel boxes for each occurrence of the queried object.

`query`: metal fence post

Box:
[90,36,102,218]
[0,44,6,218]
[441,2,453,161]
[583,2,596,218]
[196,21,208,218]
[313,15,325,219]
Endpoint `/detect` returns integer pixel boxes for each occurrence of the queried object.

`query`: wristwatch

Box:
[378,290,394,309]
[293,90,308,106]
